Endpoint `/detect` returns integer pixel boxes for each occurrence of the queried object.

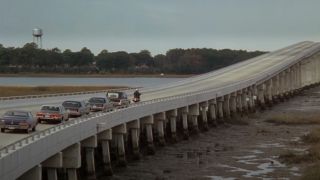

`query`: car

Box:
[88,97,113,112]
[0,110,37,133]
[106,91,130,107]
[36,105,69,124]
[62,100,90,117]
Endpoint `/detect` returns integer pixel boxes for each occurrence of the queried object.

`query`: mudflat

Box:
[108,86,320,180]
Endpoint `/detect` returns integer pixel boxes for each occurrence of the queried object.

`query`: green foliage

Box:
[0,43,266,74]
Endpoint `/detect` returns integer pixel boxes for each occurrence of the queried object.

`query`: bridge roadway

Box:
[0,41,316,149]
[1,41,320,180]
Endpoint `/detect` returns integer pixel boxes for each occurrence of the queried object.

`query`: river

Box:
[0,77,184,88]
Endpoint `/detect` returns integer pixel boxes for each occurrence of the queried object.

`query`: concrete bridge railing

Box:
[1,41,320,180]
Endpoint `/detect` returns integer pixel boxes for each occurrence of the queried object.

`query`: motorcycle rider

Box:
[133,89,141,100]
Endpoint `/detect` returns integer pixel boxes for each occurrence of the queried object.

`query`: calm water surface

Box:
[0,77,184,88]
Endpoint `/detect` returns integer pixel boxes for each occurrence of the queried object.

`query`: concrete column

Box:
[236,90,242,115]
[189,103,200,133]
[81,135,97,177]
[266,79,273,106]
[200,102,209,131]
[127,120,140,159]
[63,143,81,180]
[241,89,249,114]
[297,63,302,88]
[208,99,217,126]
[98,129,113,175]
[112,124,127,166]
[279,71,286,100]
[179,106,189,139]
[223,94,231,119]
[141,116,155,154]
[217,96,224,121]
[154,112,166,146]
[229,92,237,117]
[257,84,266,110]
[42,152,63,180]
[47,168,58,180]
[98,129,113,176]
[67,169,77,180]
[272,75,280,102]
[167,109,178,142]
[17,165,42,180]
[182,113,189,139]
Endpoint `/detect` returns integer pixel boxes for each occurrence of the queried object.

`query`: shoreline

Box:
[0,73,194,78]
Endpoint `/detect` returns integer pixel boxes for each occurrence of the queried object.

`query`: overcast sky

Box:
[1,0,320,55]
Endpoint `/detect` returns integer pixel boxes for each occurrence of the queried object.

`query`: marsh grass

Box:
[279,128,320,179]
[0,86,125,97]
[265,113,320,125]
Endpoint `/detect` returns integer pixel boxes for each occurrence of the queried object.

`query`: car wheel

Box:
[32,126,36,132]
[1,128,5,133]
[38,119,42,124]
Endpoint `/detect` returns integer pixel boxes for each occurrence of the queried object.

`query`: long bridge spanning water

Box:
[1,41,320,180]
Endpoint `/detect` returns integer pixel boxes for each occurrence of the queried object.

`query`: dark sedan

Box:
[0,110,37,133]
[106,91,130,107]
[88,97,113,112]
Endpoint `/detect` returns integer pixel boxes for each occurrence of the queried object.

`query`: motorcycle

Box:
[132,97,140,103]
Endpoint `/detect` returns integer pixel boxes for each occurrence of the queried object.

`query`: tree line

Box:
[0,43,266,74]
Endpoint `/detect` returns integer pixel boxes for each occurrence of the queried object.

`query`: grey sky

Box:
[1,0,320,55]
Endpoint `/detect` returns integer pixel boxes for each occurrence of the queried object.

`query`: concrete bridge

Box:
[1,41,320,180]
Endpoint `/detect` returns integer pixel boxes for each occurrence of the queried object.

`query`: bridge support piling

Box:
[247,87,255,113]
[127,120,140,159]
[154,112,166,146]
[182,112,189,139]
[208,99,217,126]
[229,93,237,117]
[47,168,58,180]
[98,129,113,176]
[200,102,209,131]
[113,124,127,166]
[257,84,266,110]
[141,116,155,154]
[63,143,81,180]
[236,91,243,115]
[266,79,273,107]
[167,109,178,142]
[42,152,63,180]
[81,135,98,178]
[17,165,42,180]
[217,97,224,122]
[189,104,200,133]
[223,95,231,120]
[241,89,248,115]
[67,168,78,180]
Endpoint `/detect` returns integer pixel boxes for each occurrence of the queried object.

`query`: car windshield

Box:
[107,93,119,98]
[89,98,106,103]
[41,106,60,112]
[4,111,28,117]
[62,101,81,108]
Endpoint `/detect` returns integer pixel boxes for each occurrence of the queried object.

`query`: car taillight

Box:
[36,112,43,116]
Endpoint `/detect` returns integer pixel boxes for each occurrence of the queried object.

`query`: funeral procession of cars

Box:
[0,90,141,134]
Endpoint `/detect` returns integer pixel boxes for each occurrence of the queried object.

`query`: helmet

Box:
[135,89,138,91]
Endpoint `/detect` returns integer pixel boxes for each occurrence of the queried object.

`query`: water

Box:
[0,77,184,88]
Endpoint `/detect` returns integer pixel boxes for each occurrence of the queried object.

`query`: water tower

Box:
[32,28,43,48]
